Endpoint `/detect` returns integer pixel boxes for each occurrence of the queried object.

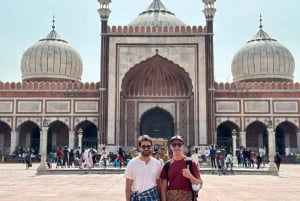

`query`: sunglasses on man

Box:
[140,145,151,150]
[171,143,183,148]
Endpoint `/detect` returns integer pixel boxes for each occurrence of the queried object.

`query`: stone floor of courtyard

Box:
[0,163,299,201]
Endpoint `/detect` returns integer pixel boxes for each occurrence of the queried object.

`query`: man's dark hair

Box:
[138,135,153,146]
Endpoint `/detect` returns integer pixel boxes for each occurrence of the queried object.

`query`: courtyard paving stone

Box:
[0,163,299,201]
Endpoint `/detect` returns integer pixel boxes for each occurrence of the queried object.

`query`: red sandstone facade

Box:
[0,1,299,163]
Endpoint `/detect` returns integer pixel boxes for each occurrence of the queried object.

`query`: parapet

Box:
[214,82,300,91]
[0,81,101,91]
[107,25,206,34]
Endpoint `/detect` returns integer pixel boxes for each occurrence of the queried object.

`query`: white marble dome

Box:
[128,0,185,27]
[231,24,295,82]
[21,25,82,82]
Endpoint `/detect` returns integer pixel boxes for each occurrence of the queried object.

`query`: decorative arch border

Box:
[138,103,175,122]
[74,117,98,130]
[121,54,193,97]
[216,117,241,130]
[16,118,41,131]
[0,119,12,131]
[216,120,240,130]
[274,118,299,131]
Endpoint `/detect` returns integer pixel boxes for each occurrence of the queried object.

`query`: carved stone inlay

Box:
[216,101,239,113]
[0,117,12,127]
[139,102,175,119]
[18,101,41,113]
[245,101,269,113]
[274,101,298,113]
[216,117,229,127]
[75,101,98,113]
[0,101,13,113]
[47,101,70,113]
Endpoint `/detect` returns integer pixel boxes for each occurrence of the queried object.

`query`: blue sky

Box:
[1,0,299,83]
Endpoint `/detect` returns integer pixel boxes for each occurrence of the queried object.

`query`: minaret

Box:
[203,0,216,145]
[97,0,111,146]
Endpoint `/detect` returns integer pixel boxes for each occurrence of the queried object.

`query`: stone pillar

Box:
[77,128,83,148]
[15,131,20,148]
[240,131,246,147]
[37,127,48,170]
[231,129,237,164]
[267,121,278,173]
[69,131,74,149]
[296,132,300,153]
[38,132,43,154]
[232,134,237,165]
[9,131,18,155]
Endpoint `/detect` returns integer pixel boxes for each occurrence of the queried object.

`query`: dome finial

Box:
[52,16,55,30]
[259,14,263,30]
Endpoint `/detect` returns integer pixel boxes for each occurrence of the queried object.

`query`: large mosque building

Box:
[0,0,299,165]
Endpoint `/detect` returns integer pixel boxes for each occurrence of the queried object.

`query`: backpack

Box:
[164,159,199,201]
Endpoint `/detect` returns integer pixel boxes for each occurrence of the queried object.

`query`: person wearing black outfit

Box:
[274,152,282,170]
[256,153,262,169]
[63,146,69,168]
[25,150,32,169]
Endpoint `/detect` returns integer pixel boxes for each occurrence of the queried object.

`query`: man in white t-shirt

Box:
[125,135,161,201]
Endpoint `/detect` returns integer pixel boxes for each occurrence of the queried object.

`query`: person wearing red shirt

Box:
[56,147,63,168]
[160,135,203,201]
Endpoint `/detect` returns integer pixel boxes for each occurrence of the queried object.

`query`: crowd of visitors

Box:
[46,145,140,169]
[13,139,283,174]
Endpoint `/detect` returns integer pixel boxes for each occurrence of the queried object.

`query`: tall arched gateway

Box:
[120,54,194,147]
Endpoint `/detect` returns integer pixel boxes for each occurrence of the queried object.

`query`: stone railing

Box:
[0,81,101,91]
[108,25,206,34]
[214,82,300,91]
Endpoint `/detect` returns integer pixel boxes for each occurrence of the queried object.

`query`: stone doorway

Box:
[140,107,174,140]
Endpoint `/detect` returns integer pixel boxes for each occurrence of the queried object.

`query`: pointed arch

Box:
[0,121,12,155]
[139,107,174,140]
[245,121,268,151]
[275,121,298,155]
[216,120,240,152]
[121,54,193,97]
[75,120,98,149]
